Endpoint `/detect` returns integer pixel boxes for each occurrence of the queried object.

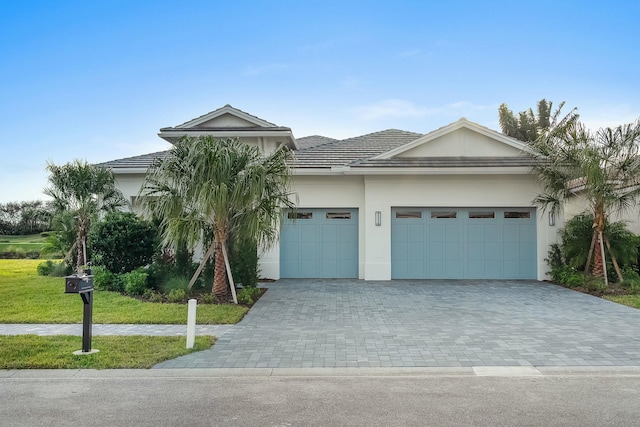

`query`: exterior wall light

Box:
[375,210,382,226]
[549,211,555,226]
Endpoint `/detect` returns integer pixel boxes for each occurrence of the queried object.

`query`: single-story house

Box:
[100,104,561,281]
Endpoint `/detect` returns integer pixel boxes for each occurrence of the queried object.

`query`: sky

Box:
[1,0,640,203]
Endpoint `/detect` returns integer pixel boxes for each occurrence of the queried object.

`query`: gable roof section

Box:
[174,104,277,128]
[158,104,297,149]
[372,117,528,160]
[293,129,423,168]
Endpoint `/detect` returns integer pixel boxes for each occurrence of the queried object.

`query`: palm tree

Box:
[529,114,640,283]
[140,136,295,300]
[44,159,127,273]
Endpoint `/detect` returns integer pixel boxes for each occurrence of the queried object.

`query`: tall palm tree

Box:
[529,114,640,283]
[44,159,127,273]
[140,136,295,299]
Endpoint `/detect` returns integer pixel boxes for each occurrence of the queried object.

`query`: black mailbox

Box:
[65,274,94,293]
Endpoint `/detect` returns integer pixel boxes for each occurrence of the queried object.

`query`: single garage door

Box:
[391,208,536,279]
[280,208,358,278]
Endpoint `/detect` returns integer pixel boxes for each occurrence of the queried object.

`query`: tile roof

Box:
[97,127,532,171]
[292,129,423,168]
[97,151,169,169]
[296,135,338,149]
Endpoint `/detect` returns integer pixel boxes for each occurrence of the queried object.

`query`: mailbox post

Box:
[65,266,97,354]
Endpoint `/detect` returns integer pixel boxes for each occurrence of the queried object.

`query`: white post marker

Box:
[186,298,197,349]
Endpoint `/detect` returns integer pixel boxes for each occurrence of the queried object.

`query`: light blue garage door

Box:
[280,208,358,278]
[391,208,536,279]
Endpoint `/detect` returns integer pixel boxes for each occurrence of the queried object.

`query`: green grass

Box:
[0,233,47,252]
[0,335,215,369]
[0,259,248,324]
[604,295,640,309]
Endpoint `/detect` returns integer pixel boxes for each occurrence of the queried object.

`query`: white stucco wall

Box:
[565,193,640,234]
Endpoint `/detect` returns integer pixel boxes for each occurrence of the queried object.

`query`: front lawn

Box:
[604,295,640,309]
[0,259,248,324]
[0,335,215,369]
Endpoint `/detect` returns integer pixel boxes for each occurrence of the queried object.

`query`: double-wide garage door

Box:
[280,208,358,278]
[392,207,536,279]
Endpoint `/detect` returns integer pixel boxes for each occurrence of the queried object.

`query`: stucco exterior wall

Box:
[113,174,145,214]
[565,194,640,234]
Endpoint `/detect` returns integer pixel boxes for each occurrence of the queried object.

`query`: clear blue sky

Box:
[1,0,639,203]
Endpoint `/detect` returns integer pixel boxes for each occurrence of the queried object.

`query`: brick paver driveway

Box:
[155,279,640,369]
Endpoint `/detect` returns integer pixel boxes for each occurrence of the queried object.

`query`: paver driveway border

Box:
[154,279,640,369]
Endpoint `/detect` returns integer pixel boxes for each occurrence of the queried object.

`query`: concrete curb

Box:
[3,366,640,379]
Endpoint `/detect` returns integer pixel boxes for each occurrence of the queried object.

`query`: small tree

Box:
[44,159,127,273]
[529,114,640,284]
[140,136,295,300]
[89,211,158,273]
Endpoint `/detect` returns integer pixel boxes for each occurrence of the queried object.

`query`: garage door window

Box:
[431,211,457,219]
[288,211,313,219]
[504,211,531,219]
[326,212,352,219]
[469,211,495,219]
[396,211,422,219]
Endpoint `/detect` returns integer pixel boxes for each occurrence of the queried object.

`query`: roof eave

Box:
[158,129,297,149]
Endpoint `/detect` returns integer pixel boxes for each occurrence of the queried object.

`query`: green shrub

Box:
[167,288,186,303]
[237,287,261,305]
[92,265,115,291]
[198,293,215,304]
[36,260,55,276]
[229,237,259,288]
[123,268,149,295]
[142,288,165,303]
[627,282,640,294]
[161,275,189,294]
[36,260,70,277]
[50,261,72,277]
[562,213,639,273]
[584,276,607,292]
[89,212,159,274]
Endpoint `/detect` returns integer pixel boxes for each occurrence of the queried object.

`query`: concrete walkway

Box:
[0,323,235,336]
[3,279,640,369]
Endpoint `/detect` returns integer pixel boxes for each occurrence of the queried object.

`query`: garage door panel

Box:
[392,207,536,279]
[281,208,358,279]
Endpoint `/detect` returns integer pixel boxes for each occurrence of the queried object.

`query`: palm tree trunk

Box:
[75,232,85,274]
[213,241,228,299]
[592,230,605,277]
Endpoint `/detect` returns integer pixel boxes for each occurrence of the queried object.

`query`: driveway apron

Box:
[154,279,640,368]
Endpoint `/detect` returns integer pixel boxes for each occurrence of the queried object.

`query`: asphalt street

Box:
[2,369,640,426]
